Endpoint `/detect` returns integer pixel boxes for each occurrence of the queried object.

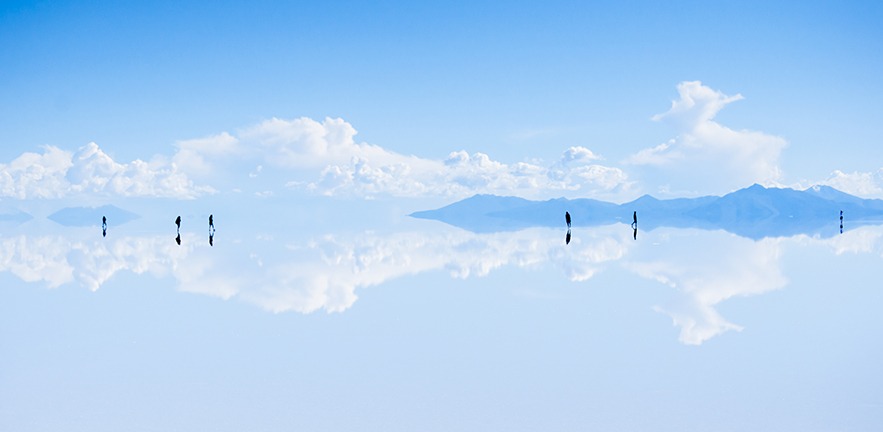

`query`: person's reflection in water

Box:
[175,215,182,245]
[208,214,216,246]
[565,211,572,244]
[102,216,107,238]
[565,228,571,245]
[840,210,844,234]
[631,211,638,240]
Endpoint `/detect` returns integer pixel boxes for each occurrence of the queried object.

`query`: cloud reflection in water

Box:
[3,223,881,344]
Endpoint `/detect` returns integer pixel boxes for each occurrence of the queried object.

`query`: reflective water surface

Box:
[2,200,882,431]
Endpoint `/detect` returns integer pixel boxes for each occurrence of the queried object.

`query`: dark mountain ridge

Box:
[411,184,883,239]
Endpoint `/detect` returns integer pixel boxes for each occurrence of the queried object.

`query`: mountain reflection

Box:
[4,223,883,345]
[412,185,883,240]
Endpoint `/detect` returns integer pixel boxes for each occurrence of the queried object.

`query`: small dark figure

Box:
[565,229,571,245]
[175,216,182,231]
[565,211,571,228]
[176,233,181,245]
[630,211,638,240]
[840,210,844,234]
[102,216,107,238]
[209,214,215,246]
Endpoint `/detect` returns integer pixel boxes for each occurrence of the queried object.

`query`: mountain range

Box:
[411,184,883,239]
[48,205,140,227]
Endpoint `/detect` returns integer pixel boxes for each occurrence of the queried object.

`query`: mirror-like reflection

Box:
[4,199,882,432]
[5,213,883,345]
[209,214,216,246]
[413,184,883,240]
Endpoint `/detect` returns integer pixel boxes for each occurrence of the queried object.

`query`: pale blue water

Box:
[2,200,881,431]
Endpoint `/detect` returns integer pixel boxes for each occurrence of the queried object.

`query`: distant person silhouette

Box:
[631,211,638,240]
[840,210,844,234]
[208,213,216,246]
[175,215,181,231]
[565,211,571,228]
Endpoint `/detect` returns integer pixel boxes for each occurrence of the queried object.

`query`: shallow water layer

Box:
[2,200,881,431]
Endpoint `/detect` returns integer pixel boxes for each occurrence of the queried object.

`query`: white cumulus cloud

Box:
[0,143,212,199]
[170,117,632,199]
[310,145,631,199]
[626,81,788,196]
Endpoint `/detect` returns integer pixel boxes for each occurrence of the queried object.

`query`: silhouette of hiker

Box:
[630,211,638,240]
[102,216,107,238]
[565,211,571,228]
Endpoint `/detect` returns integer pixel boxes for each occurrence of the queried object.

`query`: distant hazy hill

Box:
[411,184,883,239]
[48,205,140,227]
[0,208,32,224]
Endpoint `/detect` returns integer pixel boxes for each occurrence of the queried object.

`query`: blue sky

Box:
[2,1,883,202]
[4,4,883,429]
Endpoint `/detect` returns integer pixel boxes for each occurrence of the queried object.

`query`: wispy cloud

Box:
[626,81,788,196]
[816,169,883,197]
